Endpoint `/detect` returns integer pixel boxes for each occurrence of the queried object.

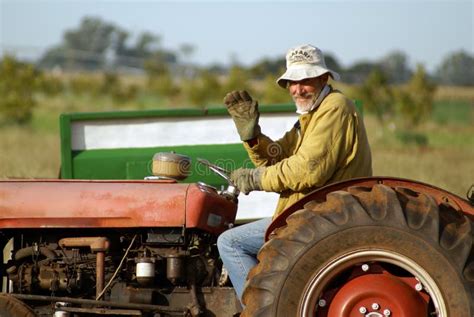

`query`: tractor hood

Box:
[0,179,190,228]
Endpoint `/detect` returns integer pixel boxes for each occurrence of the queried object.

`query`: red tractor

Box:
[0,157,473,316]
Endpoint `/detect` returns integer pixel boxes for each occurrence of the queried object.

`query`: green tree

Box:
[39,17,118,70]
[135,32,160,57]
[145,55,179,99]
[182,70,222,107]
[147,72,180,99]
[396,64,436,127]
[0,56,40,124]
[38,17,176,71]
[114,29,130,55]
[178,43,197,77]
[222,65,252,94]
[354,70,394,124]
[38,46,69,69]
[179,43,195,62]
[379,51,412,84]
[249,57,285,79]
[435,50,474,86]
[261,75,292,104]
[114,31,164,69]
[343,61,380,84]
[199,71,222,102]
[323,52,343,74]
[62,16,117,70]
[99,72,137,104]
[64,17,116,54]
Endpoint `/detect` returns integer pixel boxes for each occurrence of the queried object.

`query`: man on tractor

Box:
[217,44,373,304]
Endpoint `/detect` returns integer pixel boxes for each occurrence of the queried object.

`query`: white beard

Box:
[293,85,331,115]
[293,93,316,114]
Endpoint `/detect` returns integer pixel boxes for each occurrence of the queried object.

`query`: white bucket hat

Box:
[277,44,340,88]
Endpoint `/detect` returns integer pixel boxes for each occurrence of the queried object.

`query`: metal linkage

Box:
[9,293,186,315]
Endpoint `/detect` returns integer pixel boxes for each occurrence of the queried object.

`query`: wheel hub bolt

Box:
[371,303,380,310]
[361,264,370,272]
[359,306,367,314]
[383,309,392,316]
[318,299,326,307]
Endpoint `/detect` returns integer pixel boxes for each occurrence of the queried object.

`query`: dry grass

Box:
[364,115,474,198]
[337,82,474,103]
[0,126,60,178]
[435,86,474,102]
[372,147,473,198]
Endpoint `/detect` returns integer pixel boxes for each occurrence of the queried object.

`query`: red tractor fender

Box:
[266,176,474,241]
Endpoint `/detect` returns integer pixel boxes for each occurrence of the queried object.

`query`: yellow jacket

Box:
[244,88,372,217]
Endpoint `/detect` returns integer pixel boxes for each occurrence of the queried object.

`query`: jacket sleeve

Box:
[260,106,356,192]
[243,126,298,167]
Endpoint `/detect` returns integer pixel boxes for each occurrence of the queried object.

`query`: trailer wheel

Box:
[242,184,473,317]
[0,294,36,317]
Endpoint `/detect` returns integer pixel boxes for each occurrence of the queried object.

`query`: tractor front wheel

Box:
[0,294,37,317]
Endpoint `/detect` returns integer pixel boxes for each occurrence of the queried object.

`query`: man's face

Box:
[288,76,326,113]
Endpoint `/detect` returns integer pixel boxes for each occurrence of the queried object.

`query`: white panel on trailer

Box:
[71,113,296,150]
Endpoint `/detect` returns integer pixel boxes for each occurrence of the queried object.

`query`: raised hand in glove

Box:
[224,90,261,141]
[230,167,264,195]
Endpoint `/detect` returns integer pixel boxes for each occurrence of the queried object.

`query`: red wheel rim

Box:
[326,272,428,317]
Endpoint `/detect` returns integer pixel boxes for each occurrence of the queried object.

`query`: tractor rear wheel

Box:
[242,184,473,317]
[0,294,36,317]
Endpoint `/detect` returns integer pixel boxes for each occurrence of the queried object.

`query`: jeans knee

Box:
[217,229,233,253]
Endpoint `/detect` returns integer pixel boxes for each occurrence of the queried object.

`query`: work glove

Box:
[230,167,264,195]
[224,90,261,141]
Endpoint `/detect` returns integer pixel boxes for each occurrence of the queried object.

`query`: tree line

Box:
[37,16,474,86]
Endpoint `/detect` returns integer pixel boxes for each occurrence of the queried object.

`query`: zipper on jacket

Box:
[294,120,301,138]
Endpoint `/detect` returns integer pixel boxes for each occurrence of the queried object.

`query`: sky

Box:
[0,0,473,72]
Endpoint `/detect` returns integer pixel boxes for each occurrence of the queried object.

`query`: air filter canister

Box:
[136,258,155,286]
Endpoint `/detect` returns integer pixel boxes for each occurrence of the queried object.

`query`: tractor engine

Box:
[5,229,222,307]
[7,246,94,295]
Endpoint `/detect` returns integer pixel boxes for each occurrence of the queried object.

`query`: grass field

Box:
[365,114,473,198]
[0,86,473,199]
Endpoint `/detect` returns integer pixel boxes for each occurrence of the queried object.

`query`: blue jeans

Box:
[217,217,272,302]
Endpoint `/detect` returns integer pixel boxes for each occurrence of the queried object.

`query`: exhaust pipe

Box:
[58,237,110,298]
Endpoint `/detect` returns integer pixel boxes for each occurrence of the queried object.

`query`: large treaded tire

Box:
[241,184,473,317]
[0,294,37,317]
